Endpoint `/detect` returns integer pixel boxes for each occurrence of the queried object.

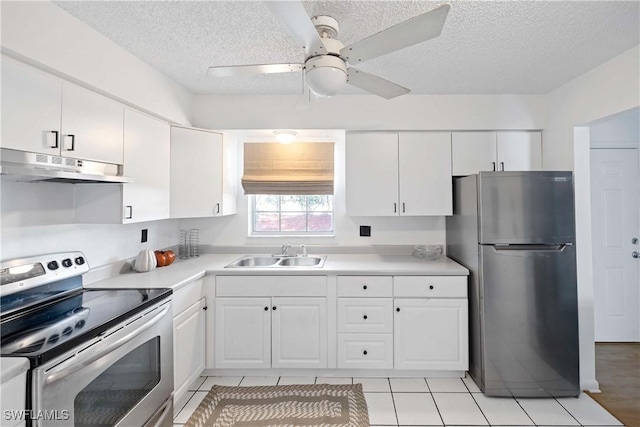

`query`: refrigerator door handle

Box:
[492,244,568,251]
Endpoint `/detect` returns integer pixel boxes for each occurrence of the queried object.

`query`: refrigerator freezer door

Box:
[480,244,579,397]
[478,172,575,244]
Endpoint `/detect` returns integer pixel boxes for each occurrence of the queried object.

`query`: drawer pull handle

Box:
[363,350,368,356]
[363,315,368,320]
[429,285,434,290]
[363,285,367,290]
[396,307,400,312]
[264,307,269,311]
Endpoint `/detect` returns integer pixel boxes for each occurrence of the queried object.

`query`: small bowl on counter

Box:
[411,245,443,260]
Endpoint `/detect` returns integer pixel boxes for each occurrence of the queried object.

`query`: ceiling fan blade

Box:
[347,68,410,99]
[265,1,325,56]
[341,4,450,64]
[207,63,302,78]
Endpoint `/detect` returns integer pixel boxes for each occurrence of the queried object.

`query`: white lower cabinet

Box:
[172,279,206,407]
[214,295,327,369]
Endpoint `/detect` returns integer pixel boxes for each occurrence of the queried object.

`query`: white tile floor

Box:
[173,376,623,427]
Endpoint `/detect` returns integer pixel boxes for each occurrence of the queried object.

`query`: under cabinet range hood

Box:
[0,148,133,183]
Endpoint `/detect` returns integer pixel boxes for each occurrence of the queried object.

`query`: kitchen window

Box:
[251,195,334,235]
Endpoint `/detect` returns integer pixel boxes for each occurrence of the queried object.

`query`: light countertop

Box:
[0,358,29,384]
[85,254,468,292]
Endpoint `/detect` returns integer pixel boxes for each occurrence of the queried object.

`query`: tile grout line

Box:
[467,388,494,426]
[513,396,537,426]
[553,395,585,426]
[387,378,400,427]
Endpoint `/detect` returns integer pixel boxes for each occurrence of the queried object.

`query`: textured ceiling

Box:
[54,1,639,95]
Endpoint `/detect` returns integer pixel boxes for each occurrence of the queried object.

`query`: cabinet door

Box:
[174,298,206,405]
[122,109,170,223]
[346,133,399,216]
[394,298,468,370]
[271,297,327,369]
[1,56,62,155]
[170,127,224,218]
[451,132,497,176]
[61,83,124,164]
[399,133,452,215]
[496,131,542,171]
[214,298,271,369]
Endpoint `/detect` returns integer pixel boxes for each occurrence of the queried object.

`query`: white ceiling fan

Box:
[206,2,450,100]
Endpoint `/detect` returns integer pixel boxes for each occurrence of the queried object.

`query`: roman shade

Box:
[242,142,334,195]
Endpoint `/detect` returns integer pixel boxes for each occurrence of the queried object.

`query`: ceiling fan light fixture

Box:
[274,130,297,144]
[305,56,347,98]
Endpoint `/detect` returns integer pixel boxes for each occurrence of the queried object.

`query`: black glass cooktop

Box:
[0,288,171,367]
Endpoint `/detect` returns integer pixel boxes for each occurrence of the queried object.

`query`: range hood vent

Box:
[0,149,133,184]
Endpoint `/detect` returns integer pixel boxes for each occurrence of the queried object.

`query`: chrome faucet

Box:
[281,244,292,256]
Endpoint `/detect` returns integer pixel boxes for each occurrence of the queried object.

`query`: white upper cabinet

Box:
[170,126,237,218]
[60,83,124,164]
[1,55,124,164]
[398,133,452,216]
[346,132,452,216]
[496,131,543,171]
[1,56,62,155]
[452,131,542,175]
[74,109,170,224]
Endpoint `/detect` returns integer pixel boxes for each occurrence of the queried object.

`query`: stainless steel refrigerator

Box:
[446,171,579,397]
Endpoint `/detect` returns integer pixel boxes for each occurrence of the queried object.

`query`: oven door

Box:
[32,299,173,427]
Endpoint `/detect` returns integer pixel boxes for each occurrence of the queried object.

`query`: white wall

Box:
[0,1,193,125]
[193,94,547,131]
[545,46,640,170]
[179,131,446,248]
[0,181,179,267]
[546,46,640,392]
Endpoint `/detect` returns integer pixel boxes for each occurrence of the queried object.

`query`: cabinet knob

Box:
[363,285,367,290]
[203,306,208,311]
[363,314,368,320]
[396,307,400,312]
[264,307,269,311]
[429,285,434,290]
[272,306,277,311]
[363,350,368,356]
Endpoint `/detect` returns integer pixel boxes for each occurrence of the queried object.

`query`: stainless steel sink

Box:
[225,255,326,268]
[277,256,325,267]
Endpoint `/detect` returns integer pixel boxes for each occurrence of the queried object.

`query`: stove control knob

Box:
[47,261,59,270]
[75,257,85,266]
[61,258,73,268]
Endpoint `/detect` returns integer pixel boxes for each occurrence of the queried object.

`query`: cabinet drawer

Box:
[337,334,393,369]
[337,276,392,297]
[172,278,204,316]
[393,276,467,298]
[338,298,393,333]
[216,276,327,297]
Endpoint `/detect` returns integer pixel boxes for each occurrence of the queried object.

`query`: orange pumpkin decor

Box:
[154,250,176,267]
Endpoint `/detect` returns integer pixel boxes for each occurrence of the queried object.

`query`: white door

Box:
[496,131,543,171]
[1,55,62,155]
[170,127,224,218]
[394,298,468,370]
[271,297,327,369]
[122,109,170,223]
[398,133,452,216]
[591,148,640,341]
[451,132,497,176]
[60,83,124,164]
[214,298,271,368]
[346,133,399,216]
[173,298,206,404]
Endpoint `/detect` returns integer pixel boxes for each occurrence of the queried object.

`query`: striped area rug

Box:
[184,384,369,427]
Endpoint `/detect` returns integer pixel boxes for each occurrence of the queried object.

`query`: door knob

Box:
[632,238,639,244]
[633,251,640,259]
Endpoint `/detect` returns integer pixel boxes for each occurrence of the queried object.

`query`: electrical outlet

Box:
[359,225,371,237]
[141,229,148,243]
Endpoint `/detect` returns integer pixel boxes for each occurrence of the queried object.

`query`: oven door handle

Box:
[44,303,171,385]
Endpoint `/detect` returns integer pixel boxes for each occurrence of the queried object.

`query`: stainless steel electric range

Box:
[0,252,174,427]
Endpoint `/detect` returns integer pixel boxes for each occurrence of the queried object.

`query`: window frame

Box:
[249,194,335,236]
